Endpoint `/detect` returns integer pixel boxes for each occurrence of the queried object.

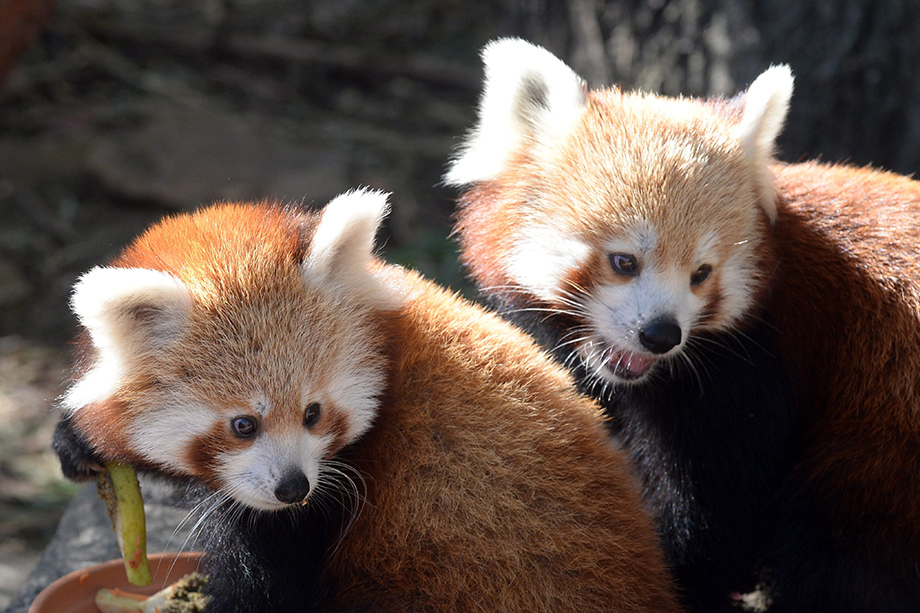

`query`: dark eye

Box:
[231,416,259,438]
[608,253,639,277]
[691,264,712,286]
[304,402,321,427]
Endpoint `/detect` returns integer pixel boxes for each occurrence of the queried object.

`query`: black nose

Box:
[274,472,311,504]
[639,318,682,354]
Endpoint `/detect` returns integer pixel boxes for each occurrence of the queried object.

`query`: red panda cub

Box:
[446,38,920,612]
[53,190,681,612]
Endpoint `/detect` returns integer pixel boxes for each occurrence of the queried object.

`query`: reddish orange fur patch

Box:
[768,162,920,564]
[319,267,680,612]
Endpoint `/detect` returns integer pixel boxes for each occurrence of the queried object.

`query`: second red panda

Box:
[53,190,680,612]
[446,38,920,612]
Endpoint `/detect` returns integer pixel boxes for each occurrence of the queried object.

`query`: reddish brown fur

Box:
[72,399,141,463]
[321,265,680,611]
[184,422,241,488]
[114,204,312,276]
[453,180,525,294]
[769,161,920,565]
[321,403,354,457]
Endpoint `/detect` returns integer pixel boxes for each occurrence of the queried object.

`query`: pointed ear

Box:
[63,266,191,412]
[444,38,586,186]
[735,65,794,223]
[304,188,388,287]
[71,267,192,353]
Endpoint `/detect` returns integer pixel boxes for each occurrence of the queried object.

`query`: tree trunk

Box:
[514,0,920,175]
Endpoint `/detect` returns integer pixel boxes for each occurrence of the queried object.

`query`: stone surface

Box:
[0,552,40,612]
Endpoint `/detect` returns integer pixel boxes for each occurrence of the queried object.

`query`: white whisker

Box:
[313,459,368,557]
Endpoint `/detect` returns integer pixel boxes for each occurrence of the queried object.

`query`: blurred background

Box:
[2,0,919,607]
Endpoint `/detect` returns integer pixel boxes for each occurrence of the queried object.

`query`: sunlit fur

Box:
[444,37,587,187]
[62,192,390,511]
[55,190,680,611]
[449,38,920,612]
[449,39,790,386]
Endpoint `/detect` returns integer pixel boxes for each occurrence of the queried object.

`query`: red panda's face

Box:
[511,93,771,385]
[501,94,772,385]
[63,191,396,511]
[447,40,791,387]
[131,284,387,511]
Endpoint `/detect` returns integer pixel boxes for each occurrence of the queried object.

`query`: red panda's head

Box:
[446,39,792,385]
[62,190,397,510]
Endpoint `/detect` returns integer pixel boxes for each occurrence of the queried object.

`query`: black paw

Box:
[52,416,104,481]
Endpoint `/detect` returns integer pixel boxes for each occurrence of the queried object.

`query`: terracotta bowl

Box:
[29,551,204,613]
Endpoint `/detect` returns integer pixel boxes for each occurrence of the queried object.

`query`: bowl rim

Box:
[28,551,204,613]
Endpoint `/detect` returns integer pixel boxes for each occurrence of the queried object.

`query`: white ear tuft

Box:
[735,65,794,223]
[444,38,586,186]
[305,188,388,284]
[72,267,191,349]
[737,65,793,163]
[63,267,191,411]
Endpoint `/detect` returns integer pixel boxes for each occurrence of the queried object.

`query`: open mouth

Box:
[602,346,657,380]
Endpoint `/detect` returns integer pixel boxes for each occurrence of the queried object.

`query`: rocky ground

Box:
[0,338,73,609]
[0,0,514,606]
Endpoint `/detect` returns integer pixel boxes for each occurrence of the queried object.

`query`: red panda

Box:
[53,190,680,612]
[445,38,920,612]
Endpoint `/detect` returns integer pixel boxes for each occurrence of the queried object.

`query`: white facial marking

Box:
[579,225,724,384]
[589,267,697,351]
[696,231,720,263]
[605,235,655,261]
[716,250,758,328]
[326,368,379,442]
[508,224,592,302]
[219,431,330,511]
[128,399,215,474]
[253,396,272,418]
